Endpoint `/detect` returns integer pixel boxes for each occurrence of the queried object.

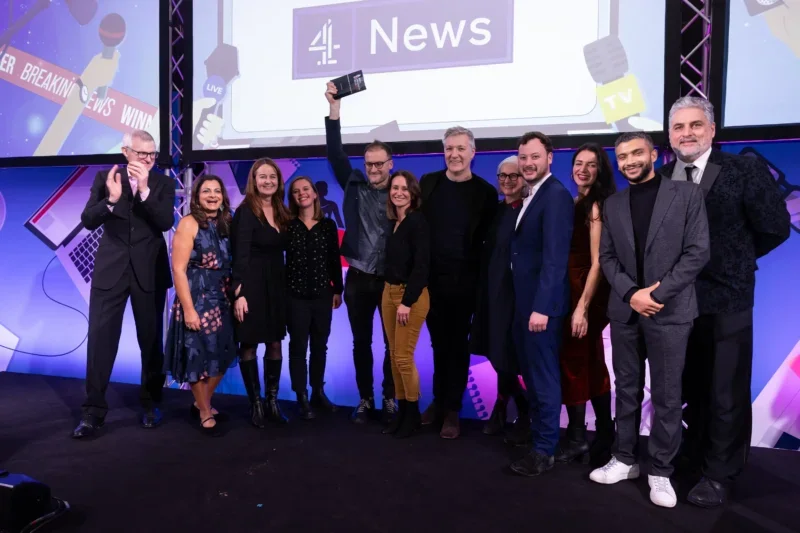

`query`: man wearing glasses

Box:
[324,82,396,424]
[72,129,176,439]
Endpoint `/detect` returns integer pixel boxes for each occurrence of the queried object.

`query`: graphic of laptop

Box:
[24,166,107,305]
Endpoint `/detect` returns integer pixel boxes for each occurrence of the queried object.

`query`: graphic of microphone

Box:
[192,44,240,150]
[65,0,98,26]
[96,13,126,101]
[583,35,647,131]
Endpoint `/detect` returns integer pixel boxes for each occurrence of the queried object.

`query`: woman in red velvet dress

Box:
[555,143,617,466]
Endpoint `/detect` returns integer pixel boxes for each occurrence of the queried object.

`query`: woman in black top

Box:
[232,158,291,428]
[286,176,344,420]
[380,170,430,438]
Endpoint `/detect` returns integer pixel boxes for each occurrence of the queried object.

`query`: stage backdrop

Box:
[0,142,798,450]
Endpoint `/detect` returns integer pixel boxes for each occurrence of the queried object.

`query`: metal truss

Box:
[680,0,713,99]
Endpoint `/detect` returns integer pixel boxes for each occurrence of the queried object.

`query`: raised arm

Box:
[401,214,430,308]
[742,157,791,258]
[651,185,710,303]
[599,201,638,299]
[137,173,176,232]
[81,170,120,230]
[324,82,357,190]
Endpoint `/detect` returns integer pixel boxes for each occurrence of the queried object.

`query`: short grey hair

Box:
[496,155,518,175]
[443,126,476,150]
[668,96,715,127]
[122,129,156,148]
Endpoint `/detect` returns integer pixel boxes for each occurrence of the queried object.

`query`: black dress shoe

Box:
[190,403,229,422]
[141,408,163,428]
[310,386,338,413]
[688,477,729,508]
[71,417,103,439]
[510,452,554,477]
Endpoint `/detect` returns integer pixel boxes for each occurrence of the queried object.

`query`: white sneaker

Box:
[648,475,677,508]
[589,457,640,484]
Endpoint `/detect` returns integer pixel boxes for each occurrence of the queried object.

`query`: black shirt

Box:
[286,217,343,299]
[384,210,430,307]
[427,177,479,276]
[625,174,662,303]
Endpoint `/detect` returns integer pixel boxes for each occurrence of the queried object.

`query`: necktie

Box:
[684,165,696,184]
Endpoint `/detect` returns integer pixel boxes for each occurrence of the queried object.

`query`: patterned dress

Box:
[164,219,237,383]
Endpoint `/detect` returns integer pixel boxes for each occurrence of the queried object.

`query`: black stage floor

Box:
[2,371,799,533]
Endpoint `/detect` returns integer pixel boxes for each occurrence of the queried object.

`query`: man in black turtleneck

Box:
[592,132,710,509]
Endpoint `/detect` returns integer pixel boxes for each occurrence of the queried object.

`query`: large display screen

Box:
[723,0,800,127]
[191,0,667,151]
[0,0,161,159]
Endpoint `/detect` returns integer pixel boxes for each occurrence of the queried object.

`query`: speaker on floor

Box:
[0,469,61,533]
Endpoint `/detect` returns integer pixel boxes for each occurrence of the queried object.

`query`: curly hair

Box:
[571,143,617,227]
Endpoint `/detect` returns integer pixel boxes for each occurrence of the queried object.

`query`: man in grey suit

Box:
[590,132,710,509]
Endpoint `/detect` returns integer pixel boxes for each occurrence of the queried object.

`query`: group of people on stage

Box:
[71,88,790,511]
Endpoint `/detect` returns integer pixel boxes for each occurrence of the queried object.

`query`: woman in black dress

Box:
[286,176,343,420]
[232,158,291,428]
[164,175,236,436]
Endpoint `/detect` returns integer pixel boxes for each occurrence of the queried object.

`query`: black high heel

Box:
[200,416,223,437]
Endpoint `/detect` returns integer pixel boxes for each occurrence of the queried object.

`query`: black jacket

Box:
[80,168,175,291]
[660,149,790,314]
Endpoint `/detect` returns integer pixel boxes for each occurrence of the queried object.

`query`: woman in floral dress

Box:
[164,175,237,436]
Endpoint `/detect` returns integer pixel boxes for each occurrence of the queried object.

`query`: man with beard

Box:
[325,82,396,424]
[590,132,709,509]
[419,126,498,439]
[507,132,574,476]
[662,97,790,508]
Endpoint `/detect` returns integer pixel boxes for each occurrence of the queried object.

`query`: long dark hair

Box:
[386,170,422,220]
[243,158,291,230]
[190,174,232,236]
[288,176,323,221]
[572,143,616,226]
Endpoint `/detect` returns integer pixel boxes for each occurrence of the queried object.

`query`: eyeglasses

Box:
[497,173,521,182]
[365,159,391,170]
[126,148,158,160]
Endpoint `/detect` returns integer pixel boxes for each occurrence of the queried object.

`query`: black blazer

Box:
[660,150,790,314]
[80,168,175,292]
[419,169,498,280]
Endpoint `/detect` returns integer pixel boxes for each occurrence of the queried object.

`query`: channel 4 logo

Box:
[292,0,514,80]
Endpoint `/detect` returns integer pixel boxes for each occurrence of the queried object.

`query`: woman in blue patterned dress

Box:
[164,175,237,436]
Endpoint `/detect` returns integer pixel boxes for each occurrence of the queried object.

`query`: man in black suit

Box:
[72,130,175,439]
[593,132,709,508]
[663,96,791,507]
[419,126,498,439]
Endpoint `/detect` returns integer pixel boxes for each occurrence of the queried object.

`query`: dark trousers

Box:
[683,309,753,483]
[498,371,522,399]
[427,282,475,412]
[514,313,564,456]
[610,319,691,477]
[288,292,334,393]
[83,264,166,419]
[344,268,393,400]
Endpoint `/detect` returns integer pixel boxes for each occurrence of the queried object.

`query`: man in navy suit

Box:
[508,132,575,476]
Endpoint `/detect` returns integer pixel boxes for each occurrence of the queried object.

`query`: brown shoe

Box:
[440,411,460,439]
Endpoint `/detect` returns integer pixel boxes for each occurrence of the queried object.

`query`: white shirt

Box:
[673,147,712,185]
[515,173,551,230]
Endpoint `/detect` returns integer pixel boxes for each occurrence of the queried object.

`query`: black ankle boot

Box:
[240,359,265,428]
[264,359,288,424]
[555,404,590,463]
[297,390,315,420]
[394,400,420,438]
[310,384,338,413]
[483,398,508,436]
[382,400,406,434]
